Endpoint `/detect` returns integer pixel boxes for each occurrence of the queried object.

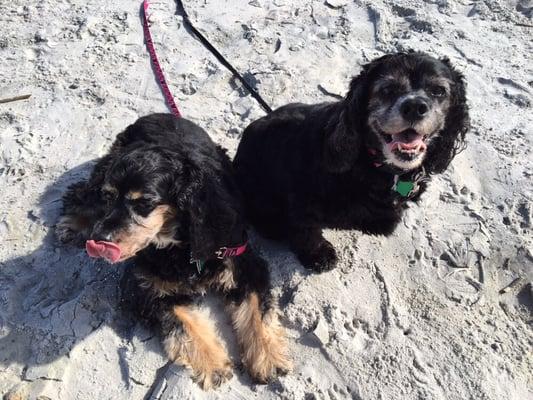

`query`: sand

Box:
[0,0,531,399]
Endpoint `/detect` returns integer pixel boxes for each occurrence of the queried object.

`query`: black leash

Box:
[174,0,273,114]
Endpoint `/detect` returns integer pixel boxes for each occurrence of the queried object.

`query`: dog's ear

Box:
[323,74,367,173]
[323,56,397,173]
[178,165,244,262]
[425,58,470,174]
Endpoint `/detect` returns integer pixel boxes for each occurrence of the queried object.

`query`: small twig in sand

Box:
[444,268,468,279]
[515,23,533,28]
[465,276,482,292]
[499,277,524,294]
[478,222,491,240]
[477,258,485,284]
[317,84,344,100]
[0,94,32,104]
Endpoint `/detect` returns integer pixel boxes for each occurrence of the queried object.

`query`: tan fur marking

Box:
[153,217,181,249]
[113,205,175,260]
[136,273,185,297]
[3,385,29,400]
[4,393,28,400]
[126,191,144,200]
[217,268,236,292]
[164,306,232,390]
[231,293,292,382]
[208,259,236,292]
[4,394,28,400]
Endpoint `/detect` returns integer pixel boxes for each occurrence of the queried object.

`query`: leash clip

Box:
[190,256,204,274]
[215,247,228,259]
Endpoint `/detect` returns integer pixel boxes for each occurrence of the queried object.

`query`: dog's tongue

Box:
[86,240,121,263]
[387,129,426,151]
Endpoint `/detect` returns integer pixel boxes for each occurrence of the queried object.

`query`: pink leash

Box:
[142,0,181,118]
[141,1,249,265]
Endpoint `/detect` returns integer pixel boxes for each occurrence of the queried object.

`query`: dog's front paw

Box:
[55,215,88,247]
[55,217,77,243]
[242,314,292,384]
[245,328,292,384]
[298,239,338,273]
[247,353,291,384]
[193,362,233,390]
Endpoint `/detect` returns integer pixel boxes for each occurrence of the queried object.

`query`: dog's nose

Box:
[400,97,429,122]
[91,222,113,242]
[90,232,113,243]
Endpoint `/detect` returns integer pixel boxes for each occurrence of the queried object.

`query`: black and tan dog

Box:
[56,114,291,389]
[233,52,469,272]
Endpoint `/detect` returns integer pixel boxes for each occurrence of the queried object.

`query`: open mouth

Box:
[380,128,428,161]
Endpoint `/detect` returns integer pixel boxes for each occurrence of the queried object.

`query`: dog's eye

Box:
[428,85,446,97]
[130,200,154,216]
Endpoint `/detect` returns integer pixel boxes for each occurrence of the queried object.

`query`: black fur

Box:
[58,114,285,386]
[233,52,470,272]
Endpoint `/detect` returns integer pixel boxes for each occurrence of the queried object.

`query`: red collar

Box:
[190,241,248,273]
[214,242,248,259]
[367,148,383,168]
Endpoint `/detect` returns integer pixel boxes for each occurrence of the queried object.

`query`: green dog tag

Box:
[190,258,205,274]
[395,180,414,197]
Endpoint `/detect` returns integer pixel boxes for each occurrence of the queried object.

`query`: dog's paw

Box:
[244,324,292,384]
[233,295,292,384]
[248,358,291,384]
[55,217,77,243]
[55,215,88,247]
[193,362,233,390]
[298,239,338,273]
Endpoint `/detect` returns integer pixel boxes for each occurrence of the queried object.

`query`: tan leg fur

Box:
[163,306,233,390]
[230,292,292,383]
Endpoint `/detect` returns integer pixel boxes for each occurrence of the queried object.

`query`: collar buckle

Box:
[215,242,248,259]
[215,247,228,259]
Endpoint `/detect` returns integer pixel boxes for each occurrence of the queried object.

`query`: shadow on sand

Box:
[0,160,300,398]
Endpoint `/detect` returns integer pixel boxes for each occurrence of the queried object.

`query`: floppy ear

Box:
[425,58,470,174]
[180,166,245,262]
[323,55,399,173]
[323,74,366,173]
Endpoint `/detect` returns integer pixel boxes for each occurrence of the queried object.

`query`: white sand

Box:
[0,0,531,399]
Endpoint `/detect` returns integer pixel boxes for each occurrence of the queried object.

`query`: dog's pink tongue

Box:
[388,130,426,151]
[86,240,121,263]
